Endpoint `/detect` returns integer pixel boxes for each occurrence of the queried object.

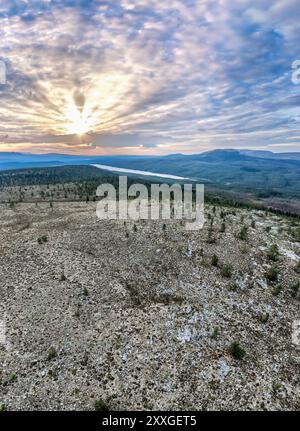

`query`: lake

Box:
[91,164,190,180]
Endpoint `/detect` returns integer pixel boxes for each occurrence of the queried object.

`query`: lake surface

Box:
[91,164,190,180]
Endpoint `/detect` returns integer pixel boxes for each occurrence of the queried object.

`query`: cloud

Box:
[0,0,299,154]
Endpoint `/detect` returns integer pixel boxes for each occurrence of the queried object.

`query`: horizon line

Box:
[1,148,300,157]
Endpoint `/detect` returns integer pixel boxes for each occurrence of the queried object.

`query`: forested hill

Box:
[0,149,300,198]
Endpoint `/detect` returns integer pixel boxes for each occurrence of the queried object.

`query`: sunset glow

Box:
[0,1,300,155]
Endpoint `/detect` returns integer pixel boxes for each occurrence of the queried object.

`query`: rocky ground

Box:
[0,201,299,411]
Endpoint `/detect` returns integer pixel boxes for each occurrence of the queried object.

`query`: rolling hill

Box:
[0,149,300,198]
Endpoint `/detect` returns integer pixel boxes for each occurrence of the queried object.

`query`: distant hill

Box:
[240,150,300,160]
[0,149,300,198]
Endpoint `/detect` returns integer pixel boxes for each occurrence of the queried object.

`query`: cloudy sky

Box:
[0,0,300,155]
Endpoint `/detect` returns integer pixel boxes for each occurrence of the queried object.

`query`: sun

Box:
[65,105,91,136]
[66,116,90,136]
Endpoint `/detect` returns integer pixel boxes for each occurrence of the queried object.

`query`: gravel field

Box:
[0,202,299,411]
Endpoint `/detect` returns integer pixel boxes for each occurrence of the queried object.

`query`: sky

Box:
[0,0,300,155]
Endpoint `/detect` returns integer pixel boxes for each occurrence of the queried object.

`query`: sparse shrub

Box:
[238,225,248,241]
[265,226,271,233]
[206,228,216,244]
[38,235,48,244]
[272,382,282,394]
[133,224,137,232]
[9,374,17,383]
[94,399,109,411]
[229,341,246,360]
[295,261,300,274]
[80,353,89,366]
[240,245,248,254]
[292,225,300,242]
[211,254,219,267]
[60,273,66,282]
[124,281,142,307]
[0,404,7,411]
[211,327,219,339]
[83,287,89,297]
[47,347,57,361]
[220,222,226,232]
[220,264,233,278]
[251,220,256,229]
[272,284,282,296]
[266,266,279,283]
[261,313,269,323]
[267,244,279,262]
[48,369,58,379]
[207,236,216,244]
[291,282,300,299]
[228,283,238,291]
[74,308,81,318]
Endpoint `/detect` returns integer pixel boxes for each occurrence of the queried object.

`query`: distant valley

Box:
[1,149,299,201]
